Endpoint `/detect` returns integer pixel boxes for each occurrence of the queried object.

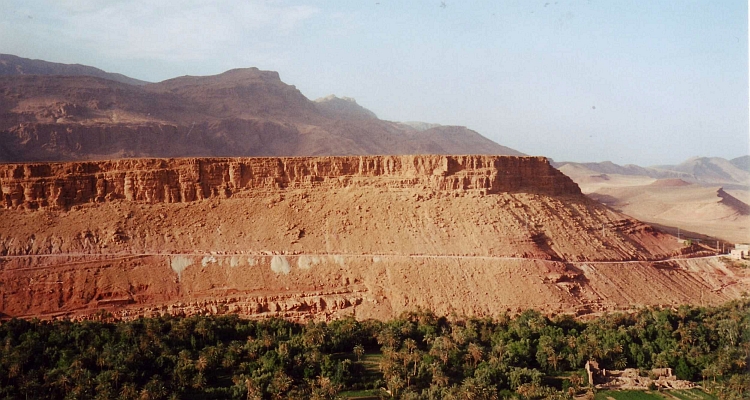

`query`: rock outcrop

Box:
[1,253,746,322]
[0,155,580,210]
[314,95,378,119]
[2,155,745,322]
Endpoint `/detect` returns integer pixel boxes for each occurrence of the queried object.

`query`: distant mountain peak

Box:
[212,67,281,81]
[313,94,377,119]
[556,156,750,186]
[315,94,356,103]
[154,67,283,88]
[398,121,443,131]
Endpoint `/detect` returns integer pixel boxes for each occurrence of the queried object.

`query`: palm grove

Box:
[0,299,747,399]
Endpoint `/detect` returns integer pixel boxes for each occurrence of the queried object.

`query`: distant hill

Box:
[314,95,378,120]
[730,155,750,172]
[0,56,523,162]
[0,54,148,86]
[556,156,750,243]
[554,157,750,186]
[653,157,750,185]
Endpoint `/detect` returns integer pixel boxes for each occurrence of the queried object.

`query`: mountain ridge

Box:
[0,55,523,162]
[314,95,378,120]
[0,53,149,86]
[553,156,750,186]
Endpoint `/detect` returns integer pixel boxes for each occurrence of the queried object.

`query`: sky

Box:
[1,0,747,166]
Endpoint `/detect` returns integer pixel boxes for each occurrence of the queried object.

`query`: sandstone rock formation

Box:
[0,155,578,210]
[2,155,746,321]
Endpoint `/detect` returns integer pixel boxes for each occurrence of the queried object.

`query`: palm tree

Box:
[52,370,71,393]
[467,343,484,369]
[119,382,138,400]
[309,376,340,400]
[386,374,405,398]
[430,362,449,388]
[141,376,167,400]
[547,351,561,372]
[353,344,364,361]
[429,336,457,366]
[269,370,293,400]
[192,372,206,390]
[195,355,208,373]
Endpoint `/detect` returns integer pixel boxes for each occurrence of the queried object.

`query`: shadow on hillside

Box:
[647,222,730,250]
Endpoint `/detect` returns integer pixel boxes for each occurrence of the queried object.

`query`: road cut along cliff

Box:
[0,155,743,321]
[1,254,746,322]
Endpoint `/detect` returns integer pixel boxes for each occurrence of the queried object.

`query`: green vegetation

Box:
[668,389,718,400]
[0,299,747,399]
[593,389,718,400]
[338,388,387,398]
[594,390,664,400]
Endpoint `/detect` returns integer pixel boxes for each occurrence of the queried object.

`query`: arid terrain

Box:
[1,155,747,321]
[556,157,750,243]
[0,55,748,323]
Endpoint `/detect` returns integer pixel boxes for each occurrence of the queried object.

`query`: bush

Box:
[675,358,694,381]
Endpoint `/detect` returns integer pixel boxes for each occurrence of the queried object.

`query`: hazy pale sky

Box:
[1,0,747,165]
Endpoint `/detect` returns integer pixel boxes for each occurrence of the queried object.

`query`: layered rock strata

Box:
[0,155,580,209]
[1,254,745,321]
[1,154,742,322]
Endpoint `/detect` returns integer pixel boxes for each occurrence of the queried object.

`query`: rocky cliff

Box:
[1,155,742,321]
[0,155,580,210]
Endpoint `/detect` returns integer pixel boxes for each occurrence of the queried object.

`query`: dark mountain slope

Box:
[0,53,148,86]
[0,58,522,162]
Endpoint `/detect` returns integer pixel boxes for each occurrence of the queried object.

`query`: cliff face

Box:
[0,156,734,322]
[0,155,580,209]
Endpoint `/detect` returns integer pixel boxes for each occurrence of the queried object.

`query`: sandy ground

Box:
[559,165,750,244]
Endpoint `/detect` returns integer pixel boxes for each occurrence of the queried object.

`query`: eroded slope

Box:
[0,155,744,321]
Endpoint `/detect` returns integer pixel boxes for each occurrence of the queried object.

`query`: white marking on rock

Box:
[201,255,217,267]
[332,255,346,267]
[170,256,193,280]
[298,255,322,270]
[271,255,291,275]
